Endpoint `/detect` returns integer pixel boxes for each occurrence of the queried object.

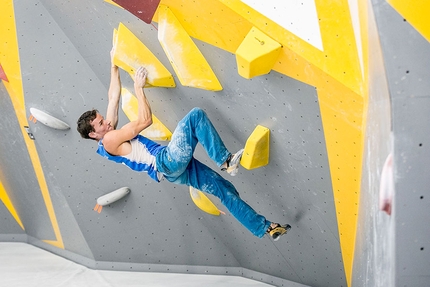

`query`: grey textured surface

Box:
[351,1,394,286]
[0,83,54,240]
[352,0,430,286]
[374,1,430,286]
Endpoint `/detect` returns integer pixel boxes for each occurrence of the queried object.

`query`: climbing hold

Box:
[157,5,222,91]
[23,126,35,140]
[235,27,282,79]
[379,153,394,215]
[112,23,175,88]
[29,108,70,130]
[121,88,172,141]
[97,187,131,206]
[241,125,270,170]
[94,186,131,214]
[93,203,103,214]
[189,187,222,216]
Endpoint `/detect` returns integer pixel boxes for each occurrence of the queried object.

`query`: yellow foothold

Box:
[113,23,175,88]
[157,5,222,91]
[235,27,282,79]
[121,88,172,141]
[189,187,221,216]
[241,125,270,170]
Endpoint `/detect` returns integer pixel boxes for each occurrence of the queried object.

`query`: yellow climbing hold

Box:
[157,5,222,91]
[113,23,175,88]
[189,187,221,216]
[235,27,282,79]
[121,88,172,141]
[241,125,270,170]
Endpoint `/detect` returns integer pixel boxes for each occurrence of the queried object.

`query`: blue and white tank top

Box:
[97,135,165,182]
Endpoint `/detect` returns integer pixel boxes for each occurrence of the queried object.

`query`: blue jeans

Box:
[156,108,271,238]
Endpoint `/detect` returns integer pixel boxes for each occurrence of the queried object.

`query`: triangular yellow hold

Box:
[241,125,270,170]
[235,27,282,79]
[121,88,172,141]
[113,23,175,88]
[157,5,222,91]
[189,187,220,216]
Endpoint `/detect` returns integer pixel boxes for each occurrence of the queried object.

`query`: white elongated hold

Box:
[97,187,131,206]
[30,108,70,130]
[379,153,394,215]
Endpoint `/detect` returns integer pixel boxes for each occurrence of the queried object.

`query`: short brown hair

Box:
[77,109,98,140]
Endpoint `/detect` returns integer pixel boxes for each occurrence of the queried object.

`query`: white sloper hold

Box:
[30,108,70,130]
[97,187,131,206]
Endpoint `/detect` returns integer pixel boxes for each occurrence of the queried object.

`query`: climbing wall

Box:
[0,0,346,286]
[0,86,27,243]
[3,0,428,286]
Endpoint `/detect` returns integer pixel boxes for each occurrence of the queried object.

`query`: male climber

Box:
[76,50,290,240]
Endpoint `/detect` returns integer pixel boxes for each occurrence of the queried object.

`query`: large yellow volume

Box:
[113,23,175,88]
[121,88,172,141]
[241,125,270,169]
[157,5,222,91]
[189,187,220,216]
[235,27,282,79]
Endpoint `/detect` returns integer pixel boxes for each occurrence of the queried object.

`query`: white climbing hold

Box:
[97,187,131,206]
[30,108,70,130]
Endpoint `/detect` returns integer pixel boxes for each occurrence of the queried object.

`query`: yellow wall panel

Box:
[388,0,430,42]
[219,0,364,96]
[0,180,24,230]
[156,0,252,53]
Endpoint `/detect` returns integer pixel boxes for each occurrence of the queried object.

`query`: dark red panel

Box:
[0,63,9,82]
[112,0,161,24]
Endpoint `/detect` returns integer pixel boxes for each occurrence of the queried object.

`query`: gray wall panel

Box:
[369,0,430,286]
[0,199,26,237]
[0,82,55,241]
[352,1,394,286]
